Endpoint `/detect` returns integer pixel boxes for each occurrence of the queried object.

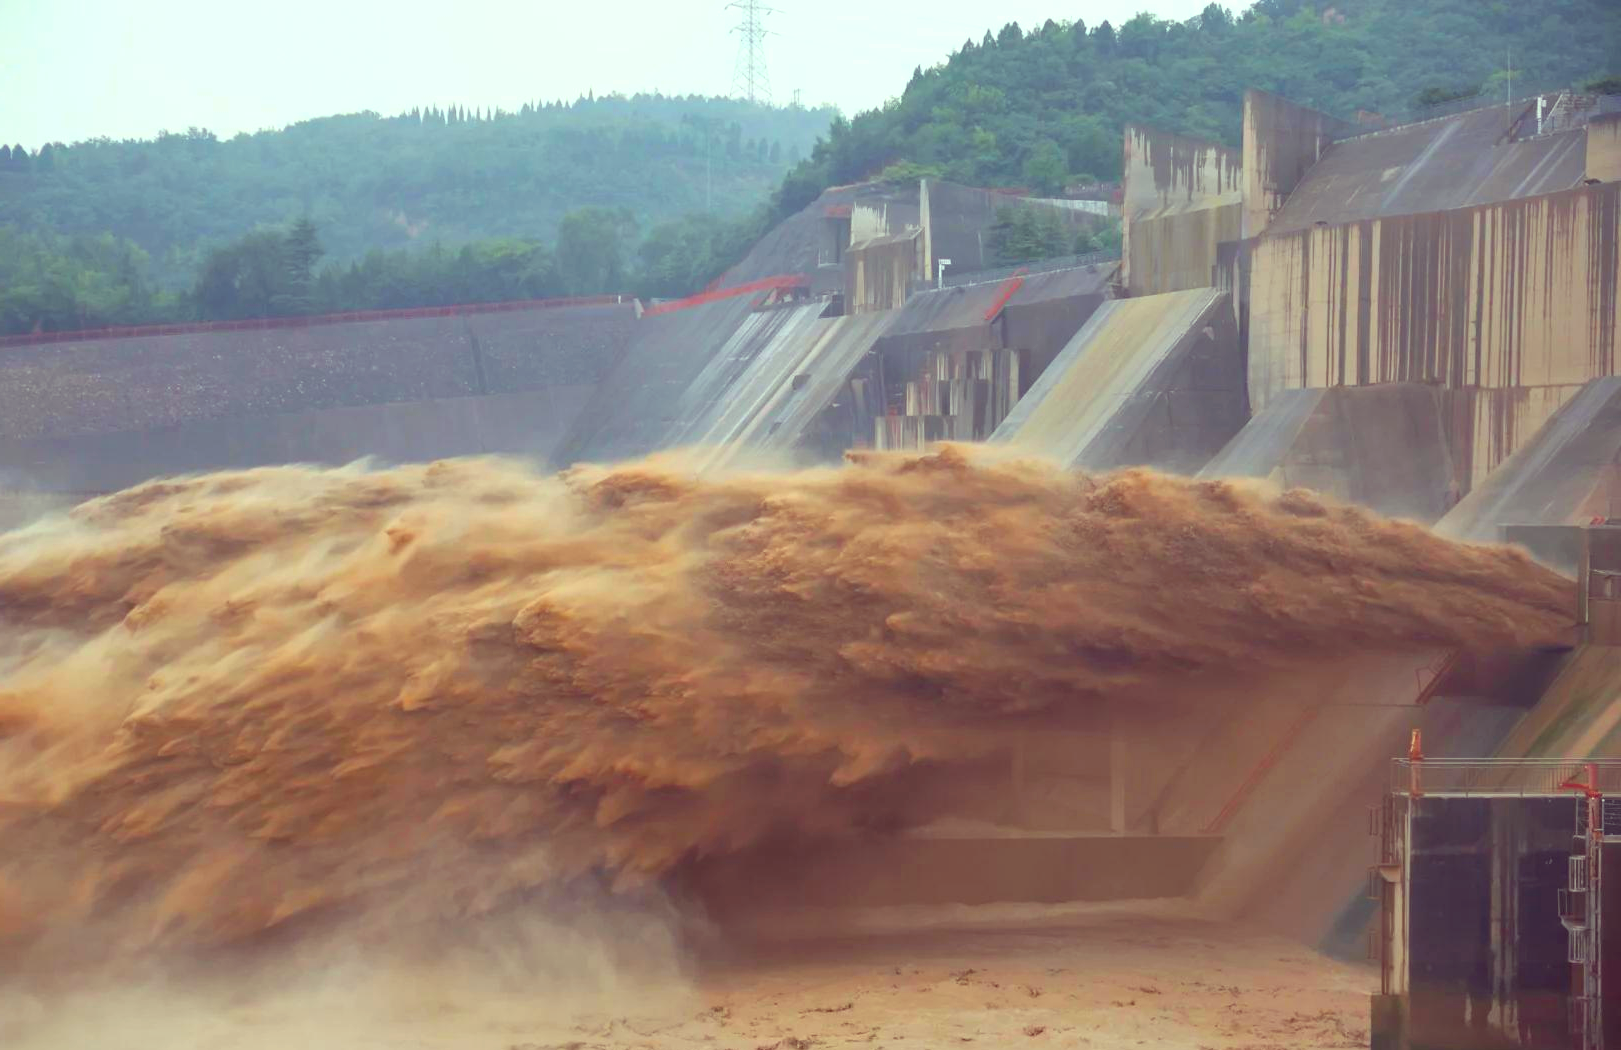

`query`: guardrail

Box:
[1391,758,1621,798]
[0,294,633,349]
[941,250,1120,289]
[1574,796,1621,836]
[641,273,808,317]
[1331,89,1621,142]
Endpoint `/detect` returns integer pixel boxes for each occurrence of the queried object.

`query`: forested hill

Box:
[3,0,1617,336]
[0,94,837,284]
[769,0,1621,222]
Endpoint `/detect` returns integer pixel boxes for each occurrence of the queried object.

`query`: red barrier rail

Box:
[982,269,1028,321]
[642,274,809,318]
[0,294,633,349]
[1201,707,1321,835]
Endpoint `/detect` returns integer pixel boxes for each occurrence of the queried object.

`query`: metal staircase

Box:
[1568,794,1621,1048]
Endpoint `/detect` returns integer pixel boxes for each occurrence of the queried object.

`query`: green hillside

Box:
[0,95,836,285]
[2,0,1616,336]
[767,0,1621,223]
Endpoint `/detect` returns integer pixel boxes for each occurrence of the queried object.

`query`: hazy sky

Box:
[1,0,1212,148]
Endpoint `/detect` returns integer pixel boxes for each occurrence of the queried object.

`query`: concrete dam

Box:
[0,87,1619,1050]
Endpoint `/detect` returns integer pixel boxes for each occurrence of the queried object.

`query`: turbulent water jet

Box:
[0,445,1572,965]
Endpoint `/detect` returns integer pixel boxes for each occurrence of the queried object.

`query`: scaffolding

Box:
[1373,757,1621,1049]
[1390,758,1621,799]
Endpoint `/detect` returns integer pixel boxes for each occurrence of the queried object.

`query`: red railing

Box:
[1413,650,1458,705]
[1200,651,1461,833]
[0,294,632,349]
[1201,707,1322,835]
[642,274,809,318]
[982,269,1028,321]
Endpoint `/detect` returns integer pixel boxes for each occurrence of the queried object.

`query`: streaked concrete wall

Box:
[1241,90,1353,240]
[990,287,1246,473]
[1199,384,1460,523]
[844,233,921,314]
[1248,182,1621,486]
[1127,197,1243,296]
[850,199,920,246]
[1591,113,1621,182]
[1439,378,1621,542]
[1121,125,1242,216]
[873,348,1023,449]
[1120,125,1242,296]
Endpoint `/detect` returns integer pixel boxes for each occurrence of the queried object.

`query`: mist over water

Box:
[0,446,1570,981]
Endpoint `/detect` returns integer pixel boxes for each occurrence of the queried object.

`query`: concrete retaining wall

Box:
[1121,125,1243,297]
[690,833,1221,914]
[1248,182,1621,487]
[1241,90,1353,239]
[0,385,593,494]
[0,303,635,443]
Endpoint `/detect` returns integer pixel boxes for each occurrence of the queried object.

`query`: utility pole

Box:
[688,115,718,212]
[727,0,776,105]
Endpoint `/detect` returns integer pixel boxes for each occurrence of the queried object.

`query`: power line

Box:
[726,0,776,105]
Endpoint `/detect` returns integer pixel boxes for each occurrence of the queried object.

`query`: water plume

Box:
[0,445,1571,965]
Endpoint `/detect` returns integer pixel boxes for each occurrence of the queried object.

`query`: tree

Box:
[1118,13,1162,60]
[8,0,1621,317]
[1201,4,1232,32]
[635,212,754,298]
[0,226,172,335]
[1415,85,1478,107]
[1080,217,1123,254]
[0,93,840,289]
[997,22,1023,46]
[189,221,330,320]
[876,160,946,184]
[1585,75,1621,94]
[555,206,637,295]
[191,230,292,320]
[1022,139,1068,196]
[282,218,324,313]
[1092,20,1116,54]
[989,205,1071,264]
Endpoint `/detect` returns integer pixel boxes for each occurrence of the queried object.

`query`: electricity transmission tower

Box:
[727,0,775,105]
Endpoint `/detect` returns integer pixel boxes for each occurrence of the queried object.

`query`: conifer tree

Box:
[1093,20,1116,54]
